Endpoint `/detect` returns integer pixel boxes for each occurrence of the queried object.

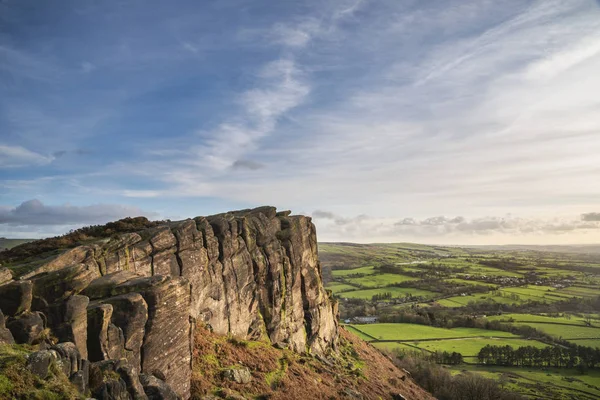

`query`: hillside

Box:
[0,238,34,251]
[0,208,431,400]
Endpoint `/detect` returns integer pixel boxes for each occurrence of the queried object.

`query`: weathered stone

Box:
[0,309,15,344]
[31,264,100,304]
[100,233,143,275]
[46,295,89,358]
[26,349,56,378]
[151,249,179,277]
[52,342,82,376]
[0,280,32,316]
[149,227,177,252]
[4,206,340,399]
[100,293,148,373]
[117,364,148,400]
[139,374,178,400]
[70,370,87,393]
[140,276,191,399]
[83,272,167,300]
[132,241,153,276]
[23,246,93,279]
[0,267,12,285]
[6,311,45,344]
[94,378,132,400]
[87,303,125,362]
[221,367,252,384]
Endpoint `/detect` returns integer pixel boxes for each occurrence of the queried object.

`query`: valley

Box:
[321,242,600,399]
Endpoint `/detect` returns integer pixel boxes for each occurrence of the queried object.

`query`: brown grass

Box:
[190,325,434,400]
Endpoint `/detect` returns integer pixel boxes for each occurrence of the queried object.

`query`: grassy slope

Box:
[190,325,433,400]
[0,343,82,399]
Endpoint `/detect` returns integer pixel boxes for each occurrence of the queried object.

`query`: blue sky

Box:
[2,0,600,244]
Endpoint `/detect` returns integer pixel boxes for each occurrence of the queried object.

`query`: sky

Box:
[1,0,600,244]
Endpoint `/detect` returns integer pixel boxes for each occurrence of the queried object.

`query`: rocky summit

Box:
[0,207,340,399]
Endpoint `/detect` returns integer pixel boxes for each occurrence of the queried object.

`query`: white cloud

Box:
[0,145,53,167]
[313,211,600,244]
[269,20,321,48]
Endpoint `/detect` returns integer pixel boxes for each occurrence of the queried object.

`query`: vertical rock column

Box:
[141,276,192,399]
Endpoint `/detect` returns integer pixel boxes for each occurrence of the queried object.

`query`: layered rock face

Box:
[0,207,338,399]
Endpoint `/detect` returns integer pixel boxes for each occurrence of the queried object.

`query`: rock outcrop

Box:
[0,207,339,399]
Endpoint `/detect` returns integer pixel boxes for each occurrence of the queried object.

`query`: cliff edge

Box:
[0,207,338,398]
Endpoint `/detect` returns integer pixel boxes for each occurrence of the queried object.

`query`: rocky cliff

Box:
[0,207,339,399]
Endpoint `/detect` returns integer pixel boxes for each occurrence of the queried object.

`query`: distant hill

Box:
[0,238,34,251]
[465,244,600,254]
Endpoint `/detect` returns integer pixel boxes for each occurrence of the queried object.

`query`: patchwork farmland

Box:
[321,243,600,399]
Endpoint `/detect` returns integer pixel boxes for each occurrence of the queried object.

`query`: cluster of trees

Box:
[371,292,393,301]
[477,345,600,369]
[430,351,463,365]
[392,353,524,400]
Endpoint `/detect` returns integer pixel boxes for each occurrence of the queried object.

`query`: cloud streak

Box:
[313,210,600,244]
[0,199,156,226]
[0,145,53,168]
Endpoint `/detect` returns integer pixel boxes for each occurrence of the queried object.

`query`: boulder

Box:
[46,295,89,358]
[30,264,100,304]
[90,359,147,400]
[0,267,12,285]
[52,342,82,376]
[22,245,92,279]
[99,293,148,373]
[83,272,163,300]
[6,311,45,344]
[26,349,56,378]
[0,309,15,344]
[221,367,252,384]
[87,303,125,362]
[94,378,131,400]
[0,280,32,316]
[139,374,178,400]
[117,364,148,400]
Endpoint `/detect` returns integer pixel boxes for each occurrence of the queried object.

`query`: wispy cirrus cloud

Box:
[2,0,600,243]
[0,145,53,168]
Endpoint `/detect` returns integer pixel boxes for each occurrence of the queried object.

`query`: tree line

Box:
[477,344,600,369]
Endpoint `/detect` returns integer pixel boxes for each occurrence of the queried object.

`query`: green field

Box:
[450,365,600,399]
[338,287,437,300]
[321,242,600,399]
[486,313,600,326]
[344,325,376,341]
[412,338,549,356]
[373,337,548,357]
[510,322,600,340]
[436,292,523,307]
[350,323,519,341]
[346,273,417,287]
[326,282,358,294]
[331,265,376,277]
